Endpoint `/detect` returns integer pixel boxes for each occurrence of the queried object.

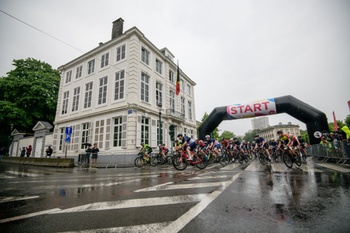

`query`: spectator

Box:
[46,146,53,158]
[90,143,99,168]
[20,147,26,157]
[85,145,92,167]
[26,145,32,157]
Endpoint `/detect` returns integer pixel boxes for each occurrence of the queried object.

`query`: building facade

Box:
[251,117,270,130]
[256,122,301,141]
[52,18,197,161]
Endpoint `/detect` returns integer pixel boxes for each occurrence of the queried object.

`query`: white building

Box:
[257,122,301,141]
[251,117,270,130]
[52,18,197,163]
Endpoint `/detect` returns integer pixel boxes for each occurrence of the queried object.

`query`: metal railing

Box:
[306,140,350,165]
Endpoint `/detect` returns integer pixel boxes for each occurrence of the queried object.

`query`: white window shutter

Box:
[122,115,127,148]
[151,119,157,148]
[136,115,141,147]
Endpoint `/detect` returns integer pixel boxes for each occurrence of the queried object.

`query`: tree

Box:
[243,129,258,143]
[0,58,60,147]
[220,130,235,140]
[198,112,220,140]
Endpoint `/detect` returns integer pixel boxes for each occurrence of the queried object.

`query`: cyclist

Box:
[158,144,169,158]
[177,134,196,160]
[269,138,278,160]
[140,142,152,160]
[298,135,307,157]
[205,135,221,160]
[254,134,271,162]
[232,137,244,154]
[195,138,207,159]
[277,130,298,158]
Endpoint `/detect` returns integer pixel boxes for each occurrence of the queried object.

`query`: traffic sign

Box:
[65,134,71,143]
[65,126,73,135]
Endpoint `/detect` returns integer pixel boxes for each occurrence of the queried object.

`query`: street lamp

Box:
[158,102,162,145]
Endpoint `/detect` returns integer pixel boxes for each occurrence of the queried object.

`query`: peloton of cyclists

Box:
[158,144,169,159]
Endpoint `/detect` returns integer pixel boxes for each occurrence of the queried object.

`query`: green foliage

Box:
[345,115,350,126]
[220,130,234,140]
[243,129,258,143]
[0,58,60,147]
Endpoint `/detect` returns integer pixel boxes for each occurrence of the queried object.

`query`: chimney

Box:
[112,18,124,40]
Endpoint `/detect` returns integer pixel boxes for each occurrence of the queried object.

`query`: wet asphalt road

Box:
[0,157,349,233]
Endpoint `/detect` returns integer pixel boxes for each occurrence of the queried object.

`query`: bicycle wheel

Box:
[195,154,208,169]
[166,155,173,165]
[134,157,144,168]
[283,152,293,168]
[172,155,187,170]
[150,157,157,166]
[258,153,266,165]
[295,152,302,166]
[219,153,228,166]
[243,154,249,163]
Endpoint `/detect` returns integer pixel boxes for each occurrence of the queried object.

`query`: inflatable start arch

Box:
[197,95,329,145]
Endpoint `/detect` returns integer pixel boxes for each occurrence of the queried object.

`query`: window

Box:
[113,117,122,147]
[76,65,82,79]
[61,91,69,114]
[81,123,90,149]
[116,44,126,62]
[156,82,163,106]
[170,90,175,112]
[84,82,93,108]
[141,73,150,102]
[59,128,64,151]
[65,70,72,83]
[181,79,185,93]
[187,84,191,96]
[141,116,150,145]
[101,52,109,68]
[181,96,185,117]
[94,119,104,148]
[72,87,80,112]
[169,70,174,83]
[188,101,192,120]
[156,59,162,74]
[114,70,125,101]
[141,47,150,65]
[98,76,108,105]
[87,59,95,75]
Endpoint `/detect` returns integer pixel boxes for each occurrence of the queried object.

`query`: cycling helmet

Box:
[276,130,283,134]
[205,135,210,138]
[140,142,144,145]
[177,134,183,137]
[233,137,237,140]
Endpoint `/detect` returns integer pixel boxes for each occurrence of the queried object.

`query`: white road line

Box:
[188,175,229,180]
[59,222,172,233]
[134,182,174,192]
[159,172,242,233]
[0,208,61,224]
[34,178,142,190]
[53,194,207,214]
[0,195,40,204]
[134,181,224,192]
[6,171,40,177]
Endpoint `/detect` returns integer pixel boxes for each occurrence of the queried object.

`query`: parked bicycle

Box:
[134,151,156,168]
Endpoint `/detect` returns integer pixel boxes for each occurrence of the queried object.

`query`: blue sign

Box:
[65,126,73,135]
[65,134,71,143]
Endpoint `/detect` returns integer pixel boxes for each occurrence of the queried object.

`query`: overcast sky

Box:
[1,0,349,136]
